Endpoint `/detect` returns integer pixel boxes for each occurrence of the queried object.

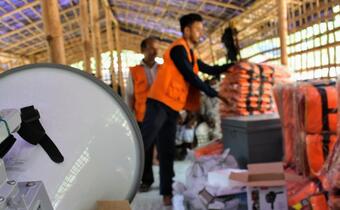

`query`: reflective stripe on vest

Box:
[148,38,200,112]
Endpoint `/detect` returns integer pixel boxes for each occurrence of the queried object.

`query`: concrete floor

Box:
[131,161,190,210]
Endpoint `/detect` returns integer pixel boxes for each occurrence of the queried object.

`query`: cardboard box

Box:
[96,200,131,210]
[207,169,247,188]
[230,162,288,210]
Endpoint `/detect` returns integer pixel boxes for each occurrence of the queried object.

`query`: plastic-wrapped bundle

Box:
[294,80,338,177]
[287,175,329,210]
[273,83,297,165]
[306,134,337,177]
[219,62,290,117]
[193,139,224,159]
[320,78,340,208]
[301,82,337,134]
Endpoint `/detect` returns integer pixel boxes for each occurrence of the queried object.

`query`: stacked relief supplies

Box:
[320,77,340,209]
[172,140,247,210]
[273,80,338,209]
[219,62,290,117]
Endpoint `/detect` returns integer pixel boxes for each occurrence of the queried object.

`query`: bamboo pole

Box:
[102,0,124,96]
[104,0,125,97]
[115,27,125,97]
[208,35,216,65]
[79,0,92,73]
[104,4,118,92]
[277,0,288,66]
[29,54,36,64]
[90,0,102,79]
[40,0,66,64]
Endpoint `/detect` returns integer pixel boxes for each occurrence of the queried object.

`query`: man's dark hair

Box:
[140,36,158,52]
[179,13,203,33]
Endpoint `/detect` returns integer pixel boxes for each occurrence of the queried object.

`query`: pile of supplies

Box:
[273,79,338,209]
[219,62,290,117]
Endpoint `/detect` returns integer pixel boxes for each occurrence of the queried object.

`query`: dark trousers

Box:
[138,122,154,185]
[141,99,178,195]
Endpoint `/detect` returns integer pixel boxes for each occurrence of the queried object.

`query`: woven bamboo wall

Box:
[198,0,339,81]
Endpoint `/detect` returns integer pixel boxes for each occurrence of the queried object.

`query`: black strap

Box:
[257,64,265,111]
[322,133,330,160]
[246,64,255,114]
[333,188,340,196]
[0,134,16,158]
[315,86,330,131]
[268,66,275,111]
[328,108,337,113]
[17,106,64,163]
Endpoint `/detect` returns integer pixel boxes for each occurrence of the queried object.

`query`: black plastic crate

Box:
[221,114,283,169]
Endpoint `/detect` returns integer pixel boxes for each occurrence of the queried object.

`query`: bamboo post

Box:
[208,35,216,65]
[80,0,92,73]
[29,54,36,64]
[40,0,66,64]
[277,0,288,66]
[104,4,117,92]
[115,27,125,97]
[90,0,102,79]
[102,0,124,96]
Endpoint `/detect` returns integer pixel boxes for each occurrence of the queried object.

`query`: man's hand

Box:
[217,93,229,105]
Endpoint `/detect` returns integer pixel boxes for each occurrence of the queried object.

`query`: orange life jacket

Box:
[302,82,337,134]
[219,62,277,117]
[309,193,329,210]
[306,134,337,177]
[288,181,318,206]
[148,38,200,112]
[130,65,153,122]
[194,139,224,158]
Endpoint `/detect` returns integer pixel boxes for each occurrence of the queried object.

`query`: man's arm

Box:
[170,46,218,97]
[197,60,234,76]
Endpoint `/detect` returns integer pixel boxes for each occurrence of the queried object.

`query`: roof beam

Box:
[112,0,223,22]
[205,0,245,11]
[0,5,79,43]
[3,17,79,52]
[0,1,40,20]
[119,21,178,41]
[113,7,179,40]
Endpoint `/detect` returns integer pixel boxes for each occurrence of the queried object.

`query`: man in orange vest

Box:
[141,13,233,206]
[126,37,160,193]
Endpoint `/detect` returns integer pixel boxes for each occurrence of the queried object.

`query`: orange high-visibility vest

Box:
[148,38,200,112]
[130,65,153,122]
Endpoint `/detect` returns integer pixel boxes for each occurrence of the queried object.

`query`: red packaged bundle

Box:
[193,139,224,158]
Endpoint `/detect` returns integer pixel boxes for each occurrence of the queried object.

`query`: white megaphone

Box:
[0,64,144,210]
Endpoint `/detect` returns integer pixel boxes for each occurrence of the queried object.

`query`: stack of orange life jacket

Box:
[275,81,338,209]
[295,81,338,178]
[219,62,289,117]
[286,168,329,209]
